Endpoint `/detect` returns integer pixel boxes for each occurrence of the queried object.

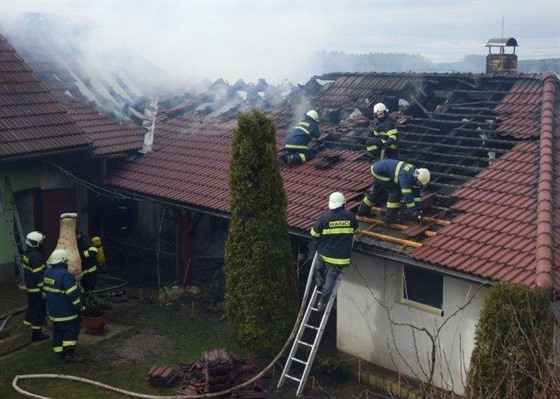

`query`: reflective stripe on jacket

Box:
[371,159,421,213]
[310,207,358,266]
[77,236,99,274]
[284,116,320,149]
[43,263,83,322]
[371,116,398,149]
[22,248,46,293]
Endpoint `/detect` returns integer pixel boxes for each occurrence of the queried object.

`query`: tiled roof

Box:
[108,115,371,230]
[412,74,559,290]
[108,71,559,290]
[58,95,144,157]
[0,34,90,162]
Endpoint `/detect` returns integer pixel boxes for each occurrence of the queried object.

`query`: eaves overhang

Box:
[0,146,91,164]
[353,240,493,286]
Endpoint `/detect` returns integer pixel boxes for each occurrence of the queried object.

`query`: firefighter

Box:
[357,159,430,224]
[22,231,49,341]
[91,236,106,273]
[76,230,98,294]
[365,103,398,159]
[279,109,322,167]
[310,192,358,312]
[43,249,85,362]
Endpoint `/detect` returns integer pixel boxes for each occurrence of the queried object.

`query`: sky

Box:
[1,0,559,84]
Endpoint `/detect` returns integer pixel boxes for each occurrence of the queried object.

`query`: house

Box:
[0,34,143,282]
[106,59,559,394]
[5,27,554,394]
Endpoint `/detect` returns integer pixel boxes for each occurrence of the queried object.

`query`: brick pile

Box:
[176,348,265,398]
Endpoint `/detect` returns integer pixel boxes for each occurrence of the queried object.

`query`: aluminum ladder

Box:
[277,275,341,396]
[0,178,26,281]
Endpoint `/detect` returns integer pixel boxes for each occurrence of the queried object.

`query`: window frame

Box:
[399,265,444,316]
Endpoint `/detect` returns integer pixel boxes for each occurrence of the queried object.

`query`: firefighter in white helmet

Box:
[279,109,323,167]
[43,249,85,362]
[365,102,399,159]
[310,192,358,311]
[22,231,50,341]
[357,159,430,224]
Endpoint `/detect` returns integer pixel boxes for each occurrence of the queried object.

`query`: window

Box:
[402,266,443,315]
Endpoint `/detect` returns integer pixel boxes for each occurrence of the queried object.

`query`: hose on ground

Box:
[12,254,319,399]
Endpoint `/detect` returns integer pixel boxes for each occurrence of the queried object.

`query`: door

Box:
[41,188,77,255]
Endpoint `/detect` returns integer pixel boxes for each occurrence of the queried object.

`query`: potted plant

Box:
[81,295,113,335]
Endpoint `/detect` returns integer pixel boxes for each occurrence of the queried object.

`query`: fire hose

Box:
[12,255,319,399]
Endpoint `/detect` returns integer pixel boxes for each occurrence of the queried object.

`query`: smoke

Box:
[290,96,312,128]
[1,1,558,86]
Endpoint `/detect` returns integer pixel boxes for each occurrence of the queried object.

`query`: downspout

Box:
[535,73,556,290]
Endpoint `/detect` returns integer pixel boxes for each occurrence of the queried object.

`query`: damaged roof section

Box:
[0,34,91,162]
[307,72,557,289]
[108,71,558,290]
[59,95,144,158]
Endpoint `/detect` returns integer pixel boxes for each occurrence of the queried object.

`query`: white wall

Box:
[337,252,488,395]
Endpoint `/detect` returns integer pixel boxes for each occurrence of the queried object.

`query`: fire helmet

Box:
[373,103,388,114]
[415,168,431,187]
[328,191,346,210]
[306,109,319,122]
[47,249,69,266]
[25,231,45,247]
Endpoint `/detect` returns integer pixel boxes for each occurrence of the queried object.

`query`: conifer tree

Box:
[225,109,297,360]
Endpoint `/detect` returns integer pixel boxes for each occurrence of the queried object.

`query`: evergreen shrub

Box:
[225,109,297,361]
[466,282,555,399]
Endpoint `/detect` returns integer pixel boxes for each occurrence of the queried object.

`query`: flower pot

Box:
[83,312,109,335]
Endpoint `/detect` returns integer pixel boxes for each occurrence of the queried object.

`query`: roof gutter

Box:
[535,73,556,290]
[0,146,90,164]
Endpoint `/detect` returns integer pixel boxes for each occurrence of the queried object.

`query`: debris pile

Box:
[176,348,265,398]
[147,365,178,387]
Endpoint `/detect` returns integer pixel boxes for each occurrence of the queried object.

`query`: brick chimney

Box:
[485,37,518,74]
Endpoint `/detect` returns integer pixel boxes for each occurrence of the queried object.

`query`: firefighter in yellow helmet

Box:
[91,236,106,271]
[76,230,98,294]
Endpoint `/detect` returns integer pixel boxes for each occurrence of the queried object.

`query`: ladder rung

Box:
[303,323,319,330]
[297,340,313,348]
[285,374,301,383]
[290,357,308,365]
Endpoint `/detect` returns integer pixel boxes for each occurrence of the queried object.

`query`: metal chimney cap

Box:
[486,37,519,47]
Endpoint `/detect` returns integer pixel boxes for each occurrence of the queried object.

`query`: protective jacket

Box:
[43,263,83,322]
[310,207,358,267]
[77,236,98,276]
[367,115,398,151]
[371,159,422,215]
[22,247,46,293]
[284,116,321,150]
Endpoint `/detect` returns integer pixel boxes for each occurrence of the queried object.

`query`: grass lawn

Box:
[0,289,244,399]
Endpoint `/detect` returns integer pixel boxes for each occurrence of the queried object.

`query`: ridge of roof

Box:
[535,72,557,289]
